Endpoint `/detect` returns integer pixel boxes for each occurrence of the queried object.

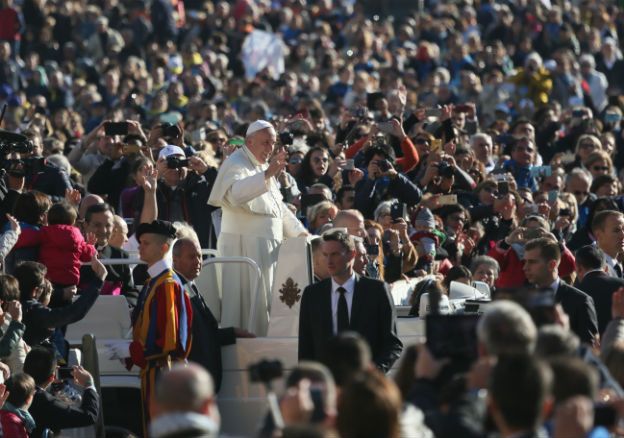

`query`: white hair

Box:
[477,300,537,355]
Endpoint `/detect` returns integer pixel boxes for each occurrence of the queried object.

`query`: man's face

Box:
[473,264,497,287]
[84,211,114,246]
[523,248,554,286]
[513,123,535,141]
[322,240,354,278]
[511,140,535,167]
[353,242,367,276]
[173,242,202,280]
[566,175,590,206]
[473,138,492,161]
[595,215,624,257]
[338,189,355,210]
[139,233,167,265]
[247,128,276,164]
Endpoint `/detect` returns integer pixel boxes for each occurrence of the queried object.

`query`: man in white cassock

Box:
[208,120,307,335]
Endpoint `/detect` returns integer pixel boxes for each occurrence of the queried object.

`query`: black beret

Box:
[135,220,177,240]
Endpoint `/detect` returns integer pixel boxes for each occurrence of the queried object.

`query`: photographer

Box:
[86,120,148,210]
[1,130,71,203]
[133,145,218,249]
[353,144,422,219]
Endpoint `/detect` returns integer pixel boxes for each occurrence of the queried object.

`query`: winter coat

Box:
[38,225,96,285]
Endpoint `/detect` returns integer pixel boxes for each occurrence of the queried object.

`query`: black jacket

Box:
[80,245,138,306]
[22,278,103,347]
[556,281,599,344]
[133,168,218,248]
[30,385,99,437]
[298,274,402,372]
[87,157,131,211]
[179,275,236,392]
[577,270,624,335]
[354,173,422,219]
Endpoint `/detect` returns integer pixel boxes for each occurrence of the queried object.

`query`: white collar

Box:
[147,258,172,278]
[548,277,560,292]
[331,272,356,292]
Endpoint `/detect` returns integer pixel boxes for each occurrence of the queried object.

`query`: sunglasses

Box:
[592,166,610,172]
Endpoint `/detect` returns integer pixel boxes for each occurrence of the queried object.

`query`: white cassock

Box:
[208,145,306,335]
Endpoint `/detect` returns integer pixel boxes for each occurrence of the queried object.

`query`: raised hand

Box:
[65,188,82,207]
[86,232,97,246]
[142,167,159,193]
[265,148,288,180]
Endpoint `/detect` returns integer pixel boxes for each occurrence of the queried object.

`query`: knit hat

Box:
[415,208,435,229]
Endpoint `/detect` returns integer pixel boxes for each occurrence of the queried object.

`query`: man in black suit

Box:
[79,203,139,305]
[23,347,100,438]
[575,245,624,335]
[298,229,402,372]
[172,238,254,392]
[523,238,598,344]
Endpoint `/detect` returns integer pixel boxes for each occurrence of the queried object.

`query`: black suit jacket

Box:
[298,274,403,372]
[577,271,624,335]
[556,281,599,344]
[30,386,99,438]
[80,245,139,306]
[179,275,236,392]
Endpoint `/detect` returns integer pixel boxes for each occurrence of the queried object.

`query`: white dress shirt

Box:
[331,273,356,335]
[604,251,622,278]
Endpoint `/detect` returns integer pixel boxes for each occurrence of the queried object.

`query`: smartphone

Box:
[104,122,129,136]
[57,367,73,380]
[548,190,558,204]
[498,181,509,196]
[529,165,552,179]
[438,194,458,206]
[376,121,395,134]
[524,203,538,215]
[391,202,406,221]
[288,119,308,133]
[455,104,471,113]
[559,208,571,217]
[492,173,507,182]
[366,243,379,256]
[344,159,355,171]
[426,314,479,371]
[366,91,385,110]
[425,108,442,118]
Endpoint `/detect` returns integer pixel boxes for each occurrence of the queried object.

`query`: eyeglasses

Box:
[313,157,329,164]
[592,166,610,172]
[289,157,303,165]
[482,186,498,194]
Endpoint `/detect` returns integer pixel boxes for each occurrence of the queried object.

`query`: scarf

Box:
[3,401,36,433]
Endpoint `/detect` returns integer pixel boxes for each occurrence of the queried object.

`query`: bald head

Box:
[333,209,366,238]
[79,194,105,220]
[155,363,215,415]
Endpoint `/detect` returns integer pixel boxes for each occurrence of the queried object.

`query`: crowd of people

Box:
[1,0,624,436]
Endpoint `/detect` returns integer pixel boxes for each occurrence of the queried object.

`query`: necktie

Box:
[615,264,623,279]
[337,287,349,332]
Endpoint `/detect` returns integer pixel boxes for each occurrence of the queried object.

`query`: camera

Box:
[160,123,182,140]
[4,157,45,177]
[279,131,294,146]
[248,359,283,384]
[436,161,455,178]
[376,159,391,172]
[0,130,34,156]
[166,156,189,169]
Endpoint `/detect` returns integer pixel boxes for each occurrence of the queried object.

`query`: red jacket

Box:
[38,224,96,286]
[488,242,576,289]
[0,410,29,438]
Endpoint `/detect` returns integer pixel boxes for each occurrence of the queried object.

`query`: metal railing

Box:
[90,255,263,333]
